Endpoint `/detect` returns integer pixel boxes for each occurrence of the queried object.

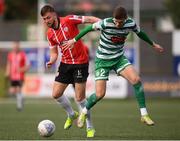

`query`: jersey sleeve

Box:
[67,15,84,25]
[92,19,105,30]
[19,51,29,67]
[130,19,140,34]
[132,24,140,34]
[7,52,11,62]
[23,52,30,66]
[47,30,56,48]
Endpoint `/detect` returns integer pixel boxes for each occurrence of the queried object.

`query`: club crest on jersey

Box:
[64,27,68,32]
[73,15,82,20]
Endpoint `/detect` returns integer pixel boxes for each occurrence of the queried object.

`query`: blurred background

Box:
[0,0,180,99]
[0,0,180,140]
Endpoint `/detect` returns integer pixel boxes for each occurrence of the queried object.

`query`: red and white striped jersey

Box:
[47,15,89,64]
[7,51,27,81]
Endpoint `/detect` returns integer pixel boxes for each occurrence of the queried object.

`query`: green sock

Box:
[86,93,102,110]
[133,82,146,108]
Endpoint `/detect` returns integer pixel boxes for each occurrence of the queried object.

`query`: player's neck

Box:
[52,17,60,30]
[13,50,20,53]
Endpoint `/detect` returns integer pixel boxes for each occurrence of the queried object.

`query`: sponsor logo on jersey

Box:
[111,36,126,43]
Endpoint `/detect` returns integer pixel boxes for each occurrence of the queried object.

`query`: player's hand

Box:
[5,72,9,79]
[152,43,164,53]
[18,67,24,73]
[46,61,53,68]
[62,39,75,51]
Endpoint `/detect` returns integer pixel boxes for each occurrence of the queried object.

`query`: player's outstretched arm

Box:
[74,25,94,41]
[46,47,58,68]
[62,25,94,51]
[5,61,10,78]
[136,30,164,53]
[152,42,164,53]
[83,16,101,24]
[19,64,30,73]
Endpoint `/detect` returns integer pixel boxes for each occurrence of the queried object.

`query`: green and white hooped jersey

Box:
[92,17,140,60]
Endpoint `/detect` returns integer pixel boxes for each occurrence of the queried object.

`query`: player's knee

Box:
[9,88,16,94]
[52,93,58,99]
[52,91,63,99]
[96,88,106,99]
[132,76,141,84]
[96,92,105,99]
[76,97,85,102]
[75,93,85,102]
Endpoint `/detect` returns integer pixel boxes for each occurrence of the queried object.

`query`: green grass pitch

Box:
[0,98,180,140]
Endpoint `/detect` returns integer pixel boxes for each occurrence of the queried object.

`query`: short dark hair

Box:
[40,4,55,16]
[113,6,127,20]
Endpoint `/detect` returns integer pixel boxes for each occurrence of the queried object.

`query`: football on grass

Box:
[38,120,55,137]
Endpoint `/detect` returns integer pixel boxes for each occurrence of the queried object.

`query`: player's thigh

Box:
[95,67,110,81]
[119,65,140,84]
[15,86,21,93]
[73,63,89,83]
[73,64,88,101]
[95,58,110,81]
[52,81,68,99]
[114,55,131,74]
[10,81,20,94]
[9,86,16,94]
[74,82,86,101]
[95,80,107,98]
[15,81,23,93]
[55,63,74,84]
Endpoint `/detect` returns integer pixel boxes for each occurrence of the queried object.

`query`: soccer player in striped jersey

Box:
[63,6,164,128]
[40,4,100,137]
[5,41,30,111]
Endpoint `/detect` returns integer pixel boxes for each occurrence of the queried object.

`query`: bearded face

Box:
[42,12,57,29]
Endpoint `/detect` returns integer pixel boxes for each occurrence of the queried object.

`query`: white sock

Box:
[140,107,148,116]
[76,99,93,129]
[82,107,88,114]
[16,92,23,110]
[56,95,74,117]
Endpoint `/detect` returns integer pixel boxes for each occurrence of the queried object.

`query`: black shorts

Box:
[10,80,23,87]
[55,63,89,84]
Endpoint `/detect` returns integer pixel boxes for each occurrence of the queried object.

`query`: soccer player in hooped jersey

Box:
[5,41,30,111]
[40,4,100,137]
[63,6,164,128]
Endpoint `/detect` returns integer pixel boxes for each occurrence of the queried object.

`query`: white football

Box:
[38,120,55,137]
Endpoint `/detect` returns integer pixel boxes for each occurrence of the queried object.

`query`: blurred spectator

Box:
[5,41,30,111]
